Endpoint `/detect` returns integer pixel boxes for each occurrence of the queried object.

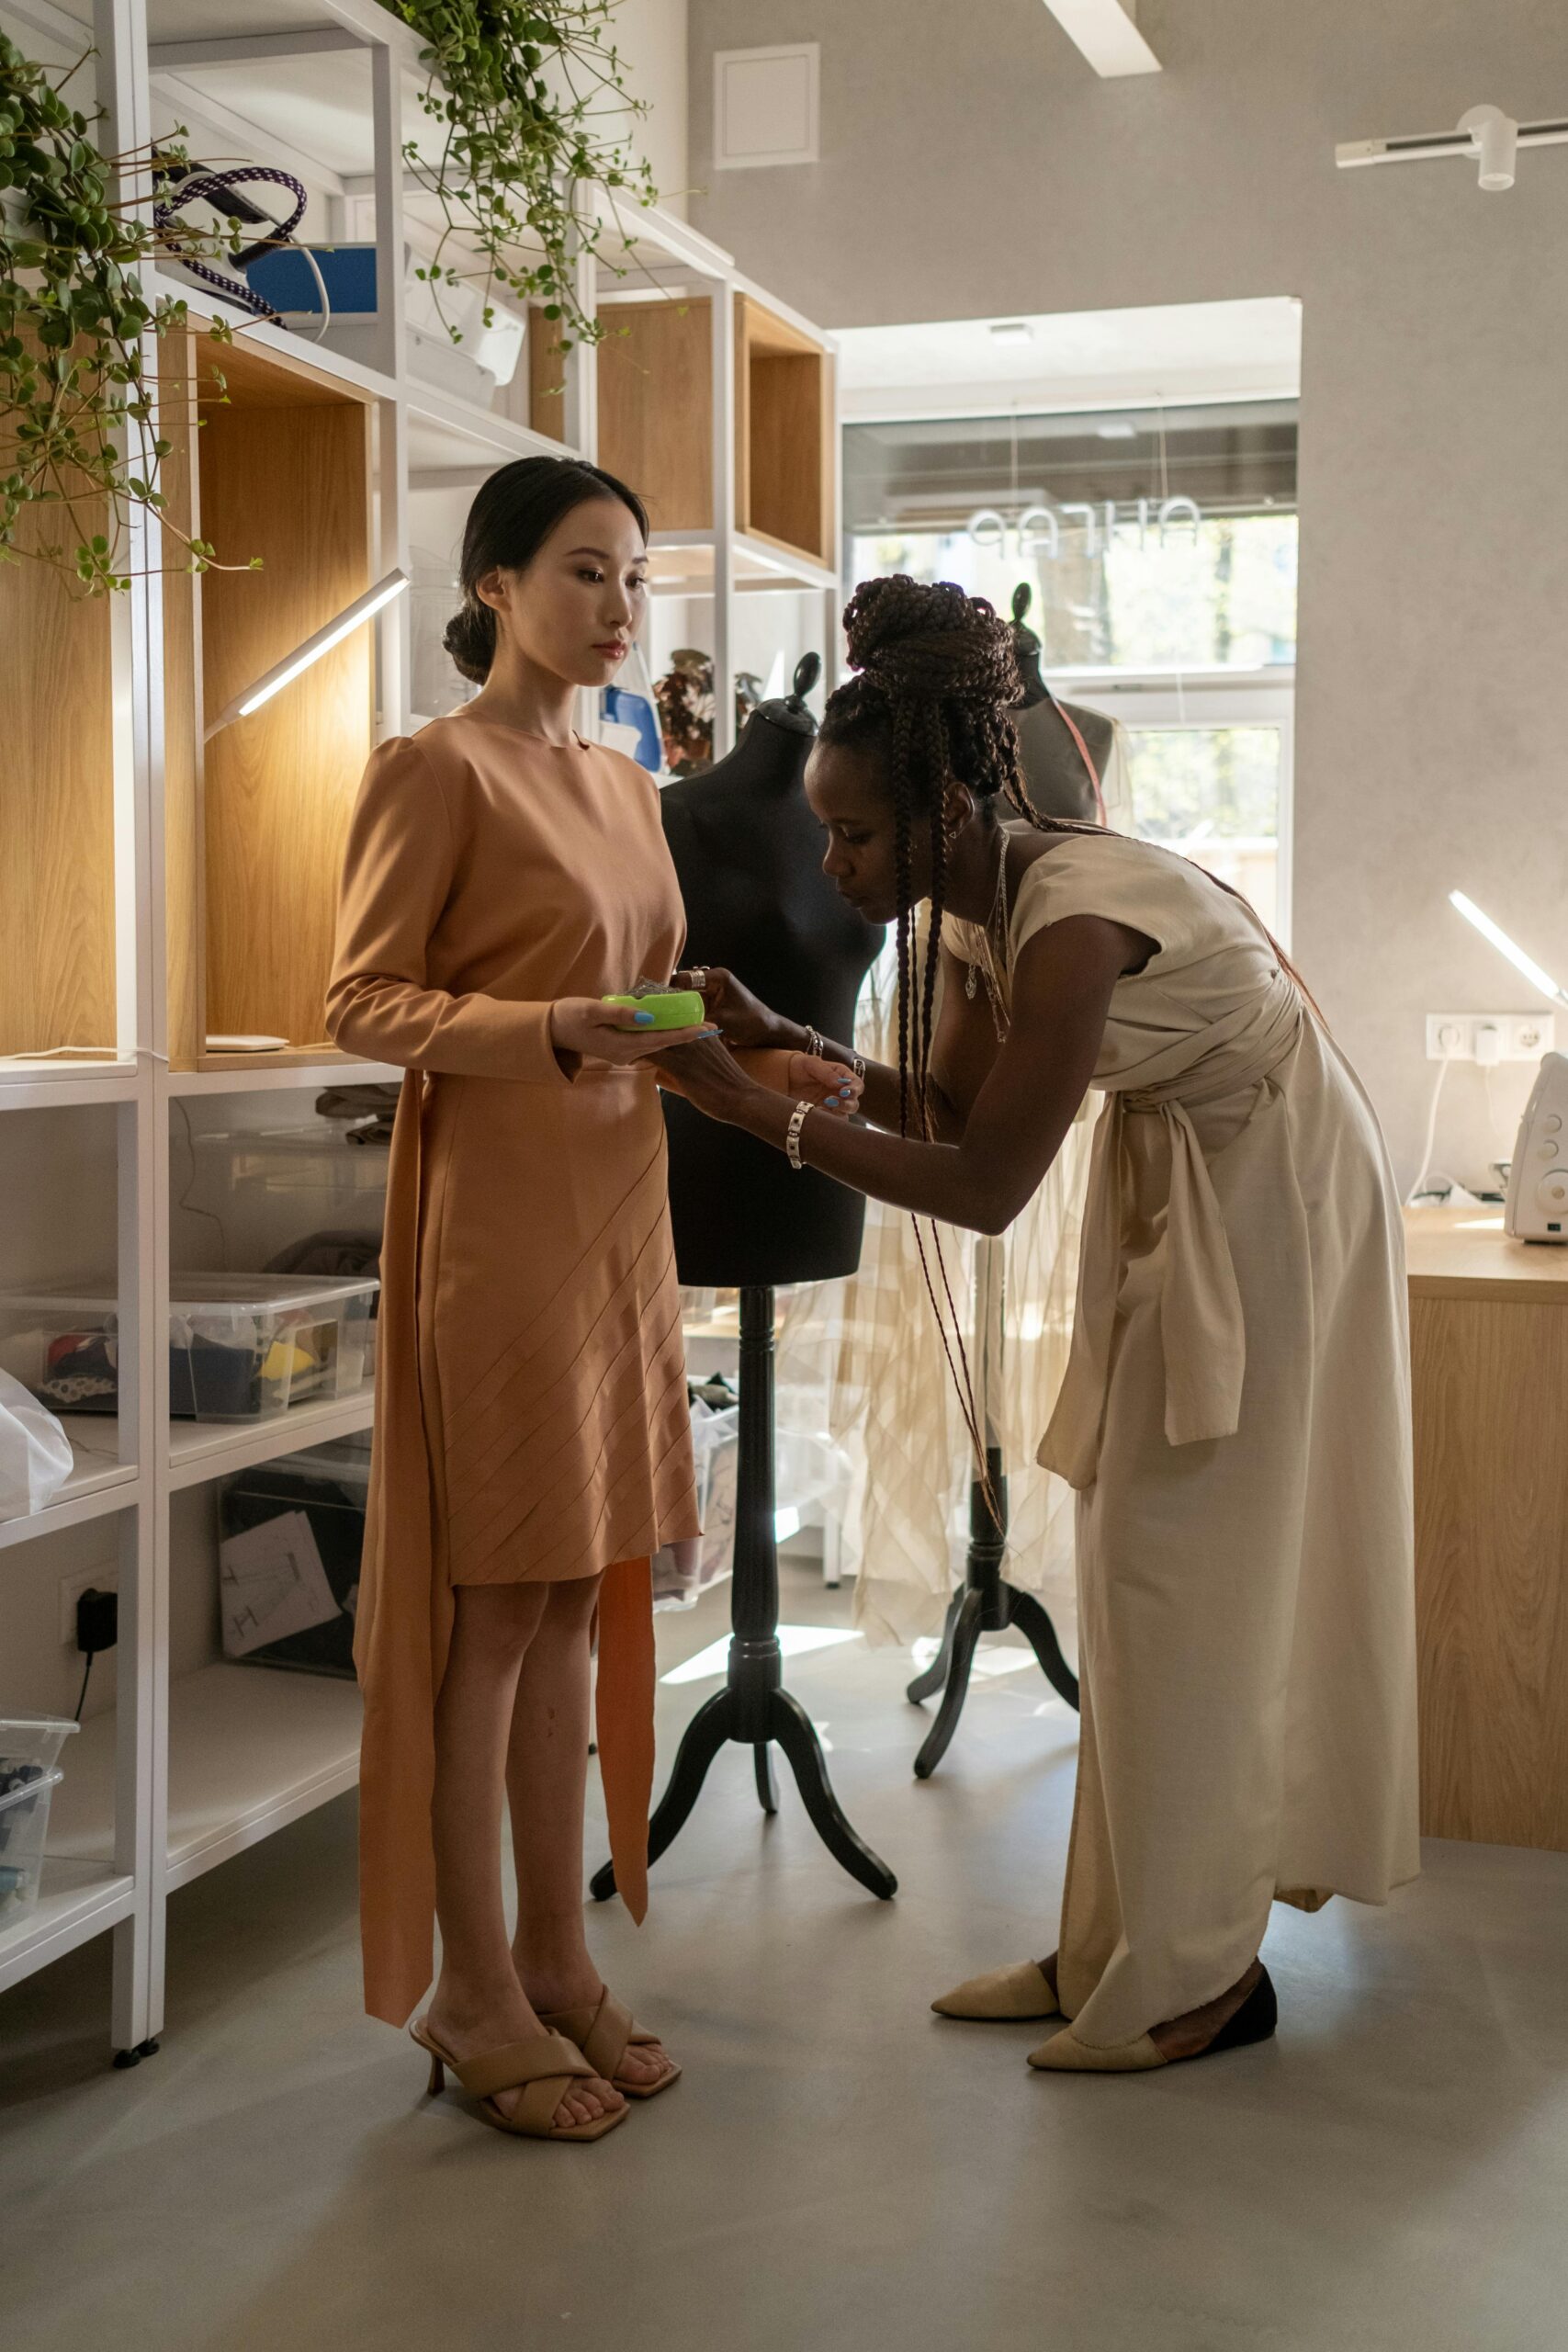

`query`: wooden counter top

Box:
[1403,1205,1568,1302]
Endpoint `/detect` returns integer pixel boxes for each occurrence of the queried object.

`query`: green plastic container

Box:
[601,990,706,1031]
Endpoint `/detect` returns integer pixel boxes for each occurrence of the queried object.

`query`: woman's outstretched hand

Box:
[655,1034,863,1124]
[549,998,716,1068]
[673,965,785,1050]
[784,1051,864,1113]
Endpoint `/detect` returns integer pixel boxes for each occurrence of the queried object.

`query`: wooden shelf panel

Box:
[0,485,117,1062]
[593,297,715,534]
[199,377,373,1050]
[736,296,834,571]
[0,1860,136,1997]
[46,1664,361,1892]
[161,328,376,1066]
[1404,1206,1568,1302]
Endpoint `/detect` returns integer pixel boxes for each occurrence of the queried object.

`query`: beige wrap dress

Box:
[954,831,1419,2055]
[326,716,701,2028]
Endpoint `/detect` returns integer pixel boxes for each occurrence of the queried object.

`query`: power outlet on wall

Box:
[59,1567,118,1647]
[1426,1013,1556,1064]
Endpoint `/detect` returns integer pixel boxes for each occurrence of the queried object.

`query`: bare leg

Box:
[506,1577,674,2091]
[425,1584,623,2130]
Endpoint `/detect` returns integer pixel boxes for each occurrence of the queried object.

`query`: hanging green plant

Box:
[378,1,658,352]
[0,33,260,591]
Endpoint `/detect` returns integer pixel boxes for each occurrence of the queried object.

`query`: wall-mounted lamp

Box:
[1450,890,1568,1007]
[204,568,410,741]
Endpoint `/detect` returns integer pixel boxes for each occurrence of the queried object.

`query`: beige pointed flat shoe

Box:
[1028,1963,1278,2074]
[411,2018,628,2142]
[540,1986,681,2101]
[1028,2026,1164,2072]
[931,1959,1061,2021]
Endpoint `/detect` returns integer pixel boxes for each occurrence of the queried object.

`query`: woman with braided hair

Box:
[660,573,1417,2077]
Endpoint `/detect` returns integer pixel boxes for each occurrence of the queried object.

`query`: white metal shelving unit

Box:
[0,0,840,2056]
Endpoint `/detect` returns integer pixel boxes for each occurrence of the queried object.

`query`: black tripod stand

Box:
[906,1237,1079,1778]
[592,1285,897,1904]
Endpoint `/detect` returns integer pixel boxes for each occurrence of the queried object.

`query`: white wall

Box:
[686,0,1568,1189]
[613,0,690,216]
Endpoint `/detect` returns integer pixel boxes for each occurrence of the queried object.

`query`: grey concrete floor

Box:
[4,1561,1568,2352]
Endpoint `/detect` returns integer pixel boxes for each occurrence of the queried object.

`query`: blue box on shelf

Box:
[245,243,378,318]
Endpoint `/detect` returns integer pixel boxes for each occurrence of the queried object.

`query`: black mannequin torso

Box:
[1010,584,1113,823]
[660,658,885,1286]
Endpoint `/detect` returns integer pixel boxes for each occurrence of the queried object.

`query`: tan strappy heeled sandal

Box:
[539,1986,681,2101]
[411,2018,628,2143]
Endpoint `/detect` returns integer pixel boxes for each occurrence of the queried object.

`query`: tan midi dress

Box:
[953,831,1419,2055]
[326,716,701,2028]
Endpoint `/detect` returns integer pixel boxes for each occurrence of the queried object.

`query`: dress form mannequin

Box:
[1010,584,1113,823]
[658,655,884,1285]
[591,656,897,1907]
[904,587,1087,1775]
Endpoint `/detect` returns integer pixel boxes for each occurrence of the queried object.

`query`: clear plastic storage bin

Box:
[184,1123,387,1272]
[0,1273,379,1422]
[219,1433,371,1680]
[0,1718,78,1928]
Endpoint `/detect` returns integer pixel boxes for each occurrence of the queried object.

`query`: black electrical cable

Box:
[74,1650,94,1723]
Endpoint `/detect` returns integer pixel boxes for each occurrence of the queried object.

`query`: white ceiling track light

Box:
[205,569,409,741]
[1337,104,1567,192]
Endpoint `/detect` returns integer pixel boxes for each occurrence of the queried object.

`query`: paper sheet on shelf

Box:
[220,1510,341,1657]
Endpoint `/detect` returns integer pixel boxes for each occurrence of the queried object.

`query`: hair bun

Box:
[842,575,1020,710]
[444,600,495,684]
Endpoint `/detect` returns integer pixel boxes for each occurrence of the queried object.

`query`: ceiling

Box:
[837,298,1303,421]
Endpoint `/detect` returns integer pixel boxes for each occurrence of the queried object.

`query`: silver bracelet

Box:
[785,1099,812,1171]
[806,1025,864,1086]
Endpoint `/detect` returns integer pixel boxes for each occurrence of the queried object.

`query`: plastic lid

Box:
[0,1272,378,1314]
[0,1768,64,1816]
[0,1717,79,1737]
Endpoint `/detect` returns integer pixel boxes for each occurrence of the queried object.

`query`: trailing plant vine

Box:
[0,33,258,591]
[378,1,658,351]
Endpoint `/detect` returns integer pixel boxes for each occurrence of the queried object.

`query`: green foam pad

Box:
[601,990,707,1031]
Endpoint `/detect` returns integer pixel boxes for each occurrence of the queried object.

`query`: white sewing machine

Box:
[1506,1052,1568,1241]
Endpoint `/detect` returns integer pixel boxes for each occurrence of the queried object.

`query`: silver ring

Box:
[689,966,709,991]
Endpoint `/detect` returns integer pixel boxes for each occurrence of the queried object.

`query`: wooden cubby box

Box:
[0,495,117,1063]
[734,297,835,571]
[162,328,375,1071]
[535,295,835,570]
[536,296,714,533]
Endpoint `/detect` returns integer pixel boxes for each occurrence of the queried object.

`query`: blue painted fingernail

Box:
[634,1011,655,1025]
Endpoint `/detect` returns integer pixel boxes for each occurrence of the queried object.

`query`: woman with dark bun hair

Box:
[326,456,855,2141]
[662,575,1418,2078]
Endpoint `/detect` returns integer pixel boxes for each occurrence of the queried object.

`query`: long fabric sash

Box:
[594,1556,657,1924]
[1039,988,1304,1491]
